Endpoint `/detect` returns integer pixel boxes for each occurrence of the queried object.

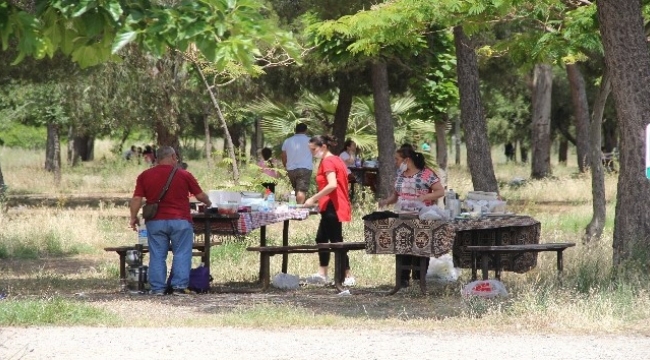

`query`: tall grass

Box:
[2,142,649,333]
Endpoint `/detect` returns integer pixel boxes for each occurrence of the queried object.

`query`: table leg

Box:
[481,253,489,280]
[260,252,270,291]
[282,220,289,274]
[203,217,211,274]
[418,257,427,294]
[258,225,267,282]
[471,250,478,281]
[388,255,404,295]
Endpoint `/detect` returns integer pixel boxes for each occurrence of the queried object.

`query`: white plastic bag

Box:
[426,254,459,283]
[461,279,508,298]
[272,273,300,290]
[419,205,451,221]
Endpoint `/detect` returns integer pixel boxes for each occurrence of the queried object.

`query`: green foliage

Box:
[0,297,116,326]
[0,122,47,149]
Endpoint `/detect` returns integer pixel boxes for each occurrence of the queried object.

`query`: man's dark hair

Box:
[261,147,273,161]
[295,123,308,133]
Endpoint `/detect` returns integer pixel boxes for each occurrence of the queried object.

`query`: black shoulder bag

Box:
[142,167,178,220]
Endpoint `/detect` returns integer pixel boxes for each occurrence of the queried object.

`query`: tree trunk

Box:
[370,61,396,199]
[155,120,180,155]
[0,158,7,212]
[332,74,354,155]
[558,139,568,164]
[203,113,213,168]
[250,117,261,161]
[45,122,62,185]
[454,116,461,165]
[453,26,498,193]
[585,69,611,243]
[71,135,93,162]
[194,62,240,184]
[602,119,618,153]
[597,0,650,266]
[531,64,553,179]
[435,117,448,171]
[566,63,591,172]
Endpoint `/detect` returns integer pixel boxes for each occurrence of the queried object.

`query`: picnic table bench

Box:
[466,242,576,280]
[246,242,366,292]
[104,244,207,288]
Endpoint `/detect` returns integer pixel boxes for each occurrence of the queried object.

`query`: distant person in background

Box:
[303,134,354,286]
[123,145,137,160]
[142,145,155,165]
[258,147,278,193]
[421,141,431,152]
[282,123,313,203]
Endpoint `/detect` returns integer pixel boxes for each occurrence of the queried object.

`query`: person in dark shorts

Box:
[282,123,313,203]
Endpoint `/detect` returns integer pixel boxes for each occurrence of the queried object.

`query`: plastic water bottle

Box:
[137,225,148,245]
[288,191,297,208]
[266,191,275,210]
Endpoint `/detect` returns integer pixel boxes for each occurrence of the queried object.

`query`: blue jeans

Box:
[146,219,194,292]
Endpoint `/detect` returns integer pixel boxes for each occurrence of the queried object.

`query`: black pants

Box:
[315,201,349,270]
[399,255,429,283]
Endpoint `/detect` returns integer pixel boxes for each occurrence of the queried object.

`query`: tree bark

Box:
[0,158,6,212]
[194,62,240,184]
[584,69,611,243]
[45,122,61,185]
[203,113,213,168]
[453,26,498,193]
[370,61,396,199]
[597,0,650,265]
[435,116,448,171]
[454,116,461,165]
[332,74,354,155]
[558,139,568,164]
[531,64,553,179]
[566,63,591,172]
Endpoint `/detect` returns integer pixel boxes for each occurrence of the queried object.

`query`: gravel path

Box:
[2,327,650,360]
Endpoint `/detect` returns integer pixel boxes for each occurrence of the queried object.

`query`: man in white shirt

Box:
[282,123,312,204]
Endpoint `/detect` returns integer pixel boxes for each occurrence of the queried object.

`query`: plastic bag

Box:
[461,280,508,298]
[419,206,451,221]
[426,254,459,283]
[272,273,300,290]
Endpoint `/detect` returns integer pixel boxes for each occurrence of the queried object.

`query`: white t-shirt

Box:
[339,151,354,174]
[282,133,313,170]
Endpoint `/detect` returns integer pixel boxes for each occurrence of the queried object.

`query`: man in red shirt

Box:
[129,146,211,296]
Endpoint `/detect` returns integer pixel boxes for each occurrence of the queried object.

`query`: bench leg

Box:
[333,250,346,292]
[117,251,127,291]
[260,253,271,291]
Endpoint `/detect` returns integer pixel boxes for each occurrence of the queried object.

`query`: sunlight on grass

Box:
[2,143,649,334]
[0,297,118,326]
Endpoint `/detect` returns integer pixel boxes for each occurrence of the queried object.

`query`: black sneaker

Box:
[173,288,194,296]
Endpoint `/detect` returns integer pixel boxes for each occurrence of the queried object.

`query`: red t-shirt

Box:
[133,165,204,222]
[315,155,351,222]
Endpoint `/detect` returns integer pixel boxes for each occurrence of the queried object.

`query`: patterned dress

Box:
[394,168,439,206]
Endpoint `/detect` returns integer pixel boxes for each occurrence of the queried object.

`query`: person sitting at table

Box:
[303,134,355,286]
[378,146,445,287]
[339,139,362,182]
[257,147,279,193]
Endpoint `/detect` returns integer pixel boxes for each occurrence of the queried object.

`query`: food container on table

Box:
[208,190,241,207]
[216,202,239,215]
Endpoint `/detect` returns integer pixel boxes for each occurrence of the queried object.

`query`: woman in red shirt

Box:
[303,135,354,286]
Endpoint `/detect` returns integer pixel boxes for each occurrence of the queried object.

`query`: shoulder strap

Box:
[155,166,178,203]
